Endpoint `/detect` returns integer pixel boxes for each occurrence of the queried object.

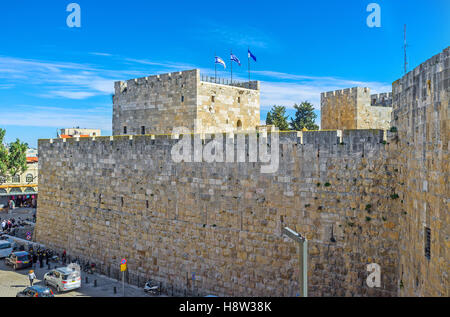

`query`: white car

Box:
[0,240,14,258]
[44,267,81,292]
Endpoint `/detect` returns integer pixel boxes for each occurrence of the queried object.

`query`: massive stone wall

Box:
[35,130,399,297]
[391,47,449,296]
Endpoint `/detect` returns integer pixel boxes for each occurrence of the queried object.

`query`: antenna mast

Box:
[403,24,408,74]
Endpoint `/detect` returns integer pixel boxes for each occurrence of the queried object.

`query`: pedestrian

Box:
[62,250,67,265]
[28,270,36,286]
[45,251,49,265]
[32,252,37,269]
[39,252,43,268]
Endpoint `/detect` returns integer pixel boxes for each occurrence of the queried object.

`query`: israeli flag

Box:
[230,53,241,66]
[215,56,226,69]
[248,49,257,62]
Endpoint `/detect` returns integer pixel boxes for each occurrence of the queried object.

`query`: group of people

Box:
[9,198,36,210]
[28,248,56,269]
[1,217,30,234]
[1,218,15,233]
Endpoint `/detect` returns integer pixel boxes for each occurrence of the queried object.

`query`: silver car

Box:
[44,267,81,292]
[0,240,14,258]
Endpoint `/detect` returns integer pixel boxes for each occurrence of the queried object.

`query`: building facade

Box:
[0,156,38,210]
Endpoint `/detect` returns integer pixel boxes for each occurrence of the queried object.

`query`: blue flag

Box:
[230,53,241,66]
[248,49,257,62]
[215,56,226,69]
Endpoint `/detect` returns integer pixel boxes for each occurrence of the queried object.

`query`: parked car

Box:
[0,240,13,258]
[16,286,54,297]
[5,251,32,270]
[44,267,81,293]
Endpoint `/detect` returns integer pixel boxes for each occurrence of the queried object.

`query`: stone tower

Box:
[320,87,392,130]
[112,69,260,136]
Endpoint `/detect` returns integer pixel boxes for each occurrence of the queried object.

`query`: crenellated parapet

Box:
[38,129,388,164]
[370,92,392,107]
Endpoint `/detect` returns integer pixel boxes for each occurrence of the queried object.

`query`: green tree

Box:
[8,139,28,177]
[0,129,8,178]
[0,128,28,181]
[290,102,319,131]
[265,106,290,131]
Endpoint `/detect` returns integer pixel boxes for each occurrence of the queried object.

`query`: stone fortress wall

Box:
[112,69,260,136]
[34,47,449,297]
[321,87,392,131]
[35,129,399,297]
[391,47,449,296]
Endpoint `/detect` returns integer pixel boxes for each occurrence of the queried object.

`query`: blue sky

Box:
[0,0,449,148]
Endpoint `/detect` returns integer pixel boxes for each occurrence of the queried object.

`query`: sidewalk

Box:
[1,259,154,297]
[39,261,153,297]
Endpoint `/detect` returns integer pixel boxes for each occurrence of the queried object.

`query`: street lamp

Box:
[283,227,308,297]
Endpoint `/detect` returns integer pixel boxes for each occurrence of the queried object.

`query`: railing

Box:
[200,74,258,90]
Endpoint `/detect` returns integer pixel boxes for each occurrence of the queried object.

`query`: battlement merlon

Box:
[321,87,371,99]
[114,69,200,95]
[37,129,387,153]
[370,92,393,107]
[113,69,260,96]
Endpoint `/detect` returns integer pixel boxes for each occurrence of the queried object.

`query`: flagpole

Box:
[231,49,234,84]
[215,52,217,83]
[248,47,250,82]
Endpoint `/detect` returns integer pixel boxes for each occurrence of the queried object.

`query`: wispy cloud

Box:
[0,83,14,89]
[43,91,98,100]
[90,52,113,57]
[0,56,113,99]
[0,104,112,131]
[0,55,199,100]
